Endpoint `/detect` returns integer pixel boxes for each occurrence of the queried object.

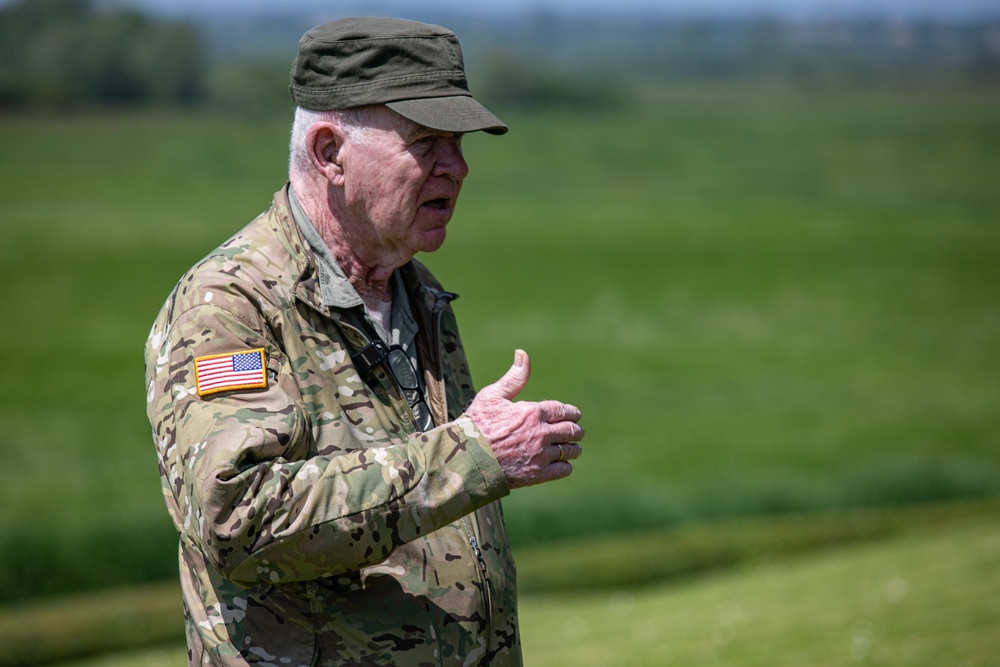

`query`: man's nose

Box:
[433,140,469,180]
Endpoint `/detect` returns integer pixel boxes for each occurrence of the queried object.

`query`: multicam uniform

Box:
[144,186,520,666]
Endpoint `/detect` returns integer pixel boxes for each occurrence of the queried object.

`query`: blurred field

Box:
[34,502,1000,667]
[519,504,1000,666]
[0,86,998,612]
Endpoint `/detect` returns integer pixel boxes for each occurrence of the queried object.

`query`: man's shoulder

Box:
[173,194,306,313]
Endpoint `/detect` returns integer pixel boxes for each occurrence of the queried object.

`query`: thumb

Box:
[488,349,530,401]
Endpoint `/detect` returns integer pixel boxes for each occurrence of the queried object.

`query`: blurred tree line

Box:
[461,11,1000,92]
[1,0,997,113]
[0,0,203,109]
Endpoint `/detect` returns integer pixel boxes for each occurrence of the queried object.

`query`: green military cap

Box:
[290,17,508,135]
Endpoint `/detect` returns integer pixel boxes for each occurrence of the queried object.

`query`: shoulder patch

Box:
[195,348,268,396]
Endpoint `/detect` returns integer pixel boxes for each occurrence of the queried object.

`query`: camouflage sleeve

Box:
[155,301,509,589]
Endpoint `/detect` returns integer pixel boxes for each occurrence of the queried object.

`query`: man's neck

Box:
[291,180,395,302]
[330,243,394,302]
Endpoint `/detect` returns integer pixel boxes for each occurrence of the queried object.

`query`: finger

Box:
[550,442,582,464]
[544,421,586,444]
[541,460,574,483]
[485,349,531,401]
[538,400,582,424]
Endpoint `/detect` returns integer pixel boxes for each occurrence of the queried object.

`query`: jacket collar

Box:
[266,184,324,311]
[287,185,366,311]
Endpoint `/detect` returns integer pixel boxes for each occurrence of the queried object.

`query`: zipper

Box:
[432,289,494,656]
[460,517,492,655]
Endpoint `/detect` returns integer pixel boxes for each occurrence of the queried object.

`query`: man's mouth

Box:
[423,198,450,211]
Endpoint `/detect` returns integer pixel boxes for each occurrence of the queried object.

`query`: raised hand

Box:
[465,350,584,489]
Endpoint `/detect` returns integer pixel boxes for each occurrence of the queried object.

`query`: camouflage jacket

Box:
[144,186,520,666]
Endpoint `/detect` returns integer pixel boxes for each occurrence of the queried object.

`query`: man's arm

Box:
[150,302,509,588]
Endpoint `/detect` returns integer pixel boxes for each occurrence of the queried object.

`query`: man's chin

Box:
[415,228,448,254]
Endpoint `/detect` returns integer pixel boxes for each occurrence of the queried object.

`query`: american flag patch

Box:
[194,348,267,396]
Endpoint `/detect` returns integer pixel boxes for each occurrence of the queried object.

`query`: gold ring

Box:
[557,444,566,462]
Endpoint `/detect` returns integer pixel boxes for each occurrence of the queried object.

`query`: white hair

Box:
[288,106,378,177]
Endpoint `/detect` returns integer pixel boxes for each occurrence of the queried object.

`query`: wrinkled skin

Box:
[466,350,584,489]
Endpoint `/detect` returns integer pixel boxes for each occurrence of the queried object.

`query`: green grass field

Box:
[1,86,998,621]
[520,507,1000,666]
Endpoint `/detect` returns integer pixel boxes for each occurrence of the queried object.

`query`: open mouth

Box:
[423,198,450,211]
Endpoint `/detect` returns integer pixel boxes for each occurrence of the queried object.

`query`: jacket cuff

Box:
[452,414,510,502]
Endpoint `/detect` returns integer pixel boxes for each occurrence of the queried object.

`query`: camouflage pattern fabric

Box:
[144,185,521,666]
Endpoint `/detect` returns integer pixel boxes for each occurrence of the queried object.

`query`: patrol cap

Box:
[289,17,508,135]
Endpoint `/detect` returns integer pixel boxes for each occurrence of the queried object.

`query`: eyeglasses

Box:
[351,338,433,430]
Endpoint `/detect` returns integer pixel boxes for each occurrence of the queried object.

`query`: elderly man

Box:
[144,17,584,667]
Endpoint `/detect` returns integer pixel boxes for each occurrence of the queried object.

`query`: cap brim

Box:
[386,96,508,135]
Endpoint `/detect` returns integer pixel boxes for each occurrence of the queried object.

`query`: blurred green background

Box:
[1,0,998,665]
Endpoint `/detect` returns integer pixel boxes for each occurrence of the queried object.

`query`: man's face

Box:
[338,108,470,264]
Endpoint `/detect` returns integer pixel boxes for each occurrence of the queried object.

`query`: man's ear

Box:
[307,121,346,185]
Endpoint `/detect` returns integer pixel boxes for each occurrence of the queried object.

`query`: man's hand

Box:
[465,350,584,489]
